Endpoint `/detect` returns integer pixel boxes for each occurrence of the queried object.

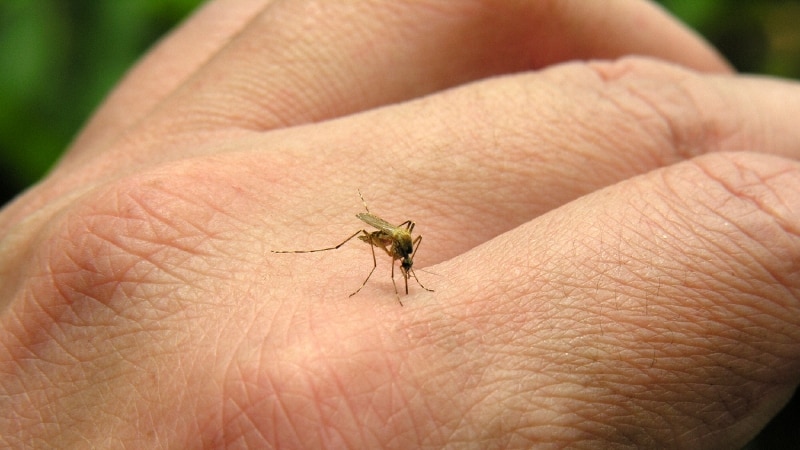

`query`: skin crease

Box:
[2,0,800,447]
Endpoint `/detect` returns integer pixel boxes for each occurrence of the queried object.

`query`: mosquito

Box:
[271,191,433,306]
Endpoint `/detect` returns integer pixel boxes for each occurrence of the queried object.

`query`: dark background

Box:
[1,1,799,448]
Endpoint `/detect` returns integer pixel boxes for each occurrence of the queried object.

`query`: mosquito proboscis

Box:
[271,191,433,306]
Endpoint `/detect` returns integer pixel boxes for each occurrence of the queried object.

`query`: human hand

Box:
[3,1,800,447]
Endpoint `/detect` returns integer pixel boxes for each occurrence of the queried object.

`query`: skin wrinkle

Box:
[118,195,216,260]
[237,384,275,448]
[235,372,275,447]
[5,175,269,446]
[454,302,636,442]
[314,356,363,447]
[588,61,690,165]
[705,159,800,240]
[371,354,431,444]
[50,221,184,324]
[588,58,735,163]
[624,165,800,440]
[249,367,305,447]
[669,159,800,315]
[217,393,254,447]
[47,160,270,316]
[424,314,580,439]
[372,353,411,436]
[622,210,759,339]
[228,322,367,448]
[220,360,269,446]
[403,359,452,446]
[637,175,775,327]
[112,181,233,257]
[536,385,642,446]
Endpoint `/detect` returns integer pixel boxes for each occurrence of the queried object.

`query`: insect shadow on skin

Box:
[271,190,433,306]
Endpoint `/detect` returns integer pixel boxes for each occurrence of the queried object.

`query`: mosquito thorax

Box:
[396,236,413,257]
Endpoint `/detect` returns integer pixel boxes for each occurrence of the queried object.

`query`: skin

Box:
[2,0,800,447]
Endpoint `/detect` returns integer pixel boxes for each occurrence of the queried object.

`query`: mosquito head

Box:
[397,235,414,274]
[395,234,413,258]
[399,256,413,295]
[400,255,413,273]
[395,232,415,290]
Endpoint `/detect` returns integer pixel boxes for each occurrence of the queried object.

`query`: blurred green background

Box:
[0,1,799,447]
[0,0,202,202]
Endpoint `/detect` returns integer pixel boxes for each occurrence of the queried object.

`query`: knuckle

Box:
[691,151,800,251]
[587,56,742,162]
[37,170,232,319]
[661,151,800,308]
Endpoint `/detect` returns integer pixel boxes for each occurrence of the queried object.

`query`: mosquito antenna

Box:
[357,189,370,214]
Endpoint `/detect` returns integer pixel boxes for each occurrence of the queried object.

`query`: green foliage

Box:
[661,0,800,76]
[0,0,203,203]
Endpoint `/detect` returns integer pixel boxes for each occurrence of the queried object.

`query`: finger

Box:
[429,151,800,447]
[260,58,800,267]
[63,0,272,161]
[35,0,728,219]
[104,0,729,144]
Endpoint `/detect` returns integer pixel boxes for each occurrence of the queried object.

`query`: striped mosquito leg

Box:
[349,231,378,298]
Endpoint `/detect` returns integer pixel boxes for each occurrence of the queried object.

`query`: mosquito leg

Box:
[357,189,370,214]
[271,229,364,253]
[411,235,422,259]
[410,268,434,292]
[349,231,378,298]
[390,258,404,307]
[402,263,409,295]
[409,236,434,292]
[395,220,415,234]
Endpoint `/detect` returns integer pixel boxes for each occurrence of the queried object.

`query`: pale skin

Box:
[3,0,800,447]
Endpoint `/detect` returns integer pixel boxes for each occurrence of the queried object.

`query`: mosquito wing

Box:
[357,213,398,234]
